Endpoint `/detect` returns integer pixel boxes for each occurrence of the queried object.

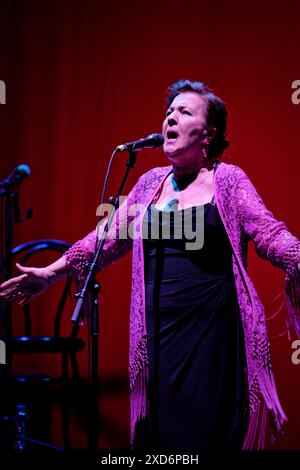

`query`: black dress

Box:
[134,201,248,451]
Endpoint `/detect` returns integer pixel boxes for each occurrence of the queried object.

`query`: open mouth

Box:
[167,130,179,141]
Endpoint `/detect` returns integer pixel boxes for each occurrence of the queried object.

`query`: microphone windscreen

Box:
[16,164,31,178]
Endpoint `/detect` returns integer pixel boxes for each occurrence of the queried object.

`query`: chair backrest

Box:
[11,239,73,337]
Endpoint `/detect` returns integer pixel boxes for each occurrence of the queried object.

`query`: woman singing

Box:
[1,79,300,451]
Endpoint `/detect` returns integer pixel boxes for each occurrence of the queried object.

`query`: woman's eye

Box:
[165,109,191,117]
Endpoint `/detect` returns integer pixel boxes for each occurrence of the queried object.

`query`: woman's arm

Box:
[0,174,144,303]
[0,257,71,305]
[236,167,300,335]
[236,167,300,269]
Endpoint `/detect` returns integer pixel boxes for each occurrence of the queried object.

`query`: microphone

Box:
[0,164,31,189]
[9,164,31,183]
[116,133,164,152]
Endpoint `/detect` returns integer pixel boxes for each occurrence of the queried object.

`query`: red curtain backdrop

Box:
[1,0,300,449]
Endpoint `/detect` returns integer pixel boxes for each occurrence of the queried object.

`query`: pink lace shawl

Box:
[64,162,300,449]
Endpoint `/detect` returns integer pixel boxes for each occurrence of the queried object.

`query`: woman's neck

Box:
[171,160,216,190]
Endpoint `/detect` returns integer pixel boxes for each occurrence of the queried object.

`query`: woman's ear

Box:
[203,127,216,143]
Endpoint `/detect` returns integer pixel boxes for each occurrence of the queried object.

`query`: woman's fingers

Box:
[0,265,47,304]
[0,286,19,300]
[2,285,19,295]
[19,295,31,306]
[0,273,27,291]
[0,264,36,291]
[0,287,29,303]
[2,292,19,301]
[0,274,33,301]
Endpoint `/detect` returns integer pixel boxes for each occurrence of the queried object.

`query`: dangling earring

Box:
[202,146,208,159]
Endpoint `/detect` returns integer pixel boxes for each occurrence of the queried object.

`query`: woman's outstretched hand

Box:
[0,263,54,305]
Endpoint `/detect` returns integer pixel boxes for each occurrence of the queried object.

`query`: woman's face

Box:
[162,91,208,168]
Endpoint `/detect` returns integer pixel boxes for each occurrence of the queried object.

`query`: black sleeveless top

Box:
[133,201,248,451]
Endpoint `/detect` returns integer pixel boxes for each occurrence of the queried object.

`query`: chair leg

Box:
[61,352,70,449]
[70,351,80,382]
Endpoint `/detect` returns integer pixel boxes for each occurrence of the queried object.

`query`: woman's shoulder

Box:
[140,165,172,179]
[216,162,250,182]
[138,165,172,187]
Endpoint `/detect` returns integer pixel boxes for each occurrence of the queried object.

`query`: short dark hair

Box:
[165,79,229,159]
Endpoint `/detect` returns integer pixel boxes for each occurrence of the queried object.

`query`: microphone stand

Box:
[0,178,26,362]
[70,149,138,449]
